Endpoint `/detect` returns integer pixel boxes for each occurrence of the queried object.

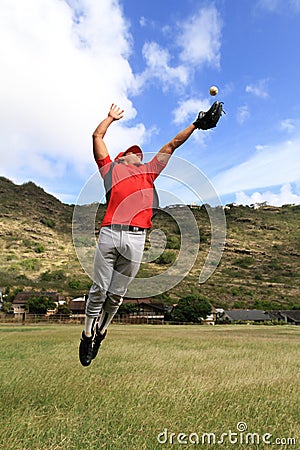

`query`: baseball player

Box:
[79,102,223,366]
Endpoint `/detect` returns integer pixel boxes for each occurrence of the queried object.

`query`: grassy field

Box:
[0,324,299,450]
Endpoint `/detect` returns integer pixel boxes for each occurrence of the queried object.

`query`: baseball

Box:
[209,86,218,96]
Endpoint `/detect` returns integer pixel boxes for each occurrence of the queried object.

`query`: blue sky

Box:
[1,0,300,206]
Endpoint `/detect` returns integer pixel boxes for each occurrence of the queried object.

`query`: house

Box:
[139,302,165,319]
[68,296,166,321]
[119,298,166,320]
[12,291,65,315]
[201,307,224,325]
[222,309,271,323]
[269,310,300,325]
[69,296,87,316]
[188,203,200,210]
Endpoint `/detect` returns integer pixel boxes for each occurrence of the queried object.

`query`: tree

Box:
[1,301,13,314]
[5,287,23,302]
[27,295,56,315]
[118,303,139,316]
[172,294,212,323]
[55,303,71,316]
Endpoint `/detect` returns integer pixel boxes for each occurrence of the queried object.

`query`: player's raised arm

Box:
[156,124,196,165]
[156,101,224,165]
[93,104,124,160]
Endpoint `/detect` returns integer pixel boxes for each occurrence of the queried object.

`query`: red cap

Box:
[114,145,143,161]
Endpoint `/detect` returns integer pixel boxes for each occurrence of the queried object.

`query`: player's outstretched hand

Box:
[193,101,224,130]
[109,103,124,121]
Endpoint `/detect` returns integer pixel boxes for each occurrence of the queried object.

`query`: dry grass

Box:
[0,324,299,449]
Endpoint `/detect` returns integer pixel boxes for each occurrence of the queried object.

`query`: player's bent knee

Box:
[104,293,123,312]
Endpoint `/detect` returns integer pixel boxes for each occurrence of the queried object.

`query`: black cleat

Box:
[79,331,94,367]
[92,326,107,360]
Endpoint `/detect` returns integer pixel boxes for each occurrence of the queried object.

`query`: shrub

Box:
[254,273,263,280]
[233,257,255,269]
[40,270,66,282]
[233,301,248,309]
[156,250,176,265]
[34,244,45,253]
[21,258,38,271]
[22,240,45,253]
[73,236,95,247]
[40,218,55,228]
[166,235,180,249]
[68,279,90,290]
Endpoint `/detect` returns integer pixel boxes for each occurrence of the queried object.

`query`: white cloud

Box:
[255,144,268,151]
[171,98,214,147]
[136,6,222,94]
[172,99,210,125]
[213,136,300,195]
[104,122,157,158]
[245,79,269,98]
[178,6,222,69]
[257,0,282,11]
[139,16,147,27]
[136,42,189,92]
[291,0,300,10]
[0,0,144,182]
[237,105,250,124]
[257,0,300,13]
[280,118,297,132]
[235,183,300,206]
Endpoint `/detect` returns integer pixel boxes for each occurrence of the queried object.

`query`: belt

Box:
[104,224,146,232]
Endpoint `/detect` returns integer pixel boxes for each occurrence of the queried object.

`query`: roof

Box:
[123,298,165,311]
[123,298,154,305]
[269,310,300,323]
[69,297,86,312]
[13,291,64,304]
[282,310,300,323]
[138,302,165,312]
[224,310,271,322]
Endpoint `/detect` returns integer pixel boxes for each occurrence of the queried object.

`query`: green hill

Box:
[0,176,299,308]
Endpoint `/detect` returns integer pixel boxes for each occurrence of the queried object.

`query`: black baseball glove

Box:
[193,101,224,130]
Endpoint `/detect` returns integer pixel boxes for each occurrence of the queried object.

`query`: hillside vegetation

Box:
[0,176,299,308]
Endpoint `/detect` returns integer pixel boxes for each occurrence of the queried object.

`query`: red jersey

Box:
[96,155,166,229]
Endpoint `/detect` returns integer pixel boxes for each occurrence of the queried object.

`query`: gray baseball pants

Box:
[85,226,146,318]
